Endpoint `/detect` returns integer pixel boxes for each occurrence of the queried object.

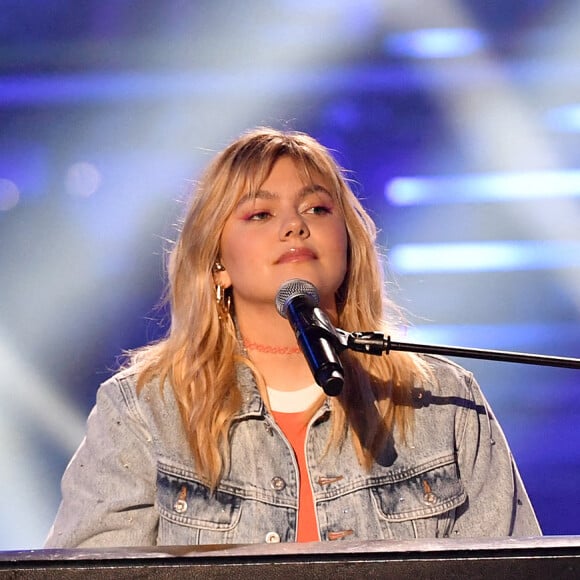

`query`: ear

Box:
[213,264,232,289]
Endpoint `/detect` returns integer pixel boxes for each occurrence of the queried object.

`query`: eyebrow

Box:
[235,184,332,208]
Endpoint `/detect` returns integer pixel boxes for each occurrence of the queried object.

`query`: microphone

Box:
[275,279,345,397]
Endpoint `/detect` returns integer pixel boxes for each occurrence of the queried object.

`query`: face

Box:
[216,156,348,316]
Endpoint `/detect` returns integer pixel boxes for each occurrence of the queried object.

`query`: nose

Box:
[280,212,310,240]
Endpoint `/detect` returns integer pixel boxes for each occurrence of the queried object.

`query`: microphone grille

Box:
[275,279,320,318]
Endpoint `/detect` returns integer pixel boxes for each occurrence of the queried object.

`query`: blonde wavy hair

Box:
[134,127,424,488]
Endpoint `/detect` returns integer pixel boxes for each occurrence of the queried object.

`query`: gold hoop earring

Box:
[215,283,231,320]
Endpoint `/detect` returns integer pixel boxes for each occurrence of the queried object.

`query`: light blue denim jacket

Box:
[45,354,541,548]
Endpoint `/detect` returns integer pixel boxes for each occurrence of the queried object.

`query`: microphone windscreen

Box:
[275,279,319,318]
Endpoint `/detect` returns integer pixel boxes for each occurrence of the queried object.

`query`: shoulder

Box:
[405,355,494,464]
[416,354,475,395]
[93,365,188,458]
[411,354,487,418]
[95,365,172,427]
[97,366,140,409]
[101,365,139,392]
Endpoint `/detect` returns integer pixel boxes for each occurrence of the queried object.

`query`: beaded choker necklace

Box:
[243,338,301,355]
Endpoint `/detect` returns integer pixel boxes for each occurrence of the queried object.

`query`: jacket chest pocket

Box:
[371,458,466,539]
[157,463,242,545]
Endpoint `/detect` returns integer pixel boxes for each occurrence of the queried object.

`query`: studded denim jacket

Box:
[45,354,541,548]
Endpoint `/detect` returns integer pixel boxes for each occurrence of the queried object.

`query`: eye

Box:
[305,205,332,215]
[246,210,272,221]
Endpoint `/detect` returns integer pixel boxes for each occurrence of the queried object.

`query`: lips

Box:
[276,247,317,264]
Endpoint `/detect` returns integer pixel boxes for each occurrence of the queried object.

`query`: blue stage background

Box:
[0,1,578,549]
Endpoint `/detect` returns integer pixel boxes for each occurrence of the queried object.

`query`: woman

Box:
[45,128,541,547]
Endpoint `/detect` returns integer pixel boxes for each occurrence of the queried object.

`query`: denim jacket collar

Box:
[234,362,332,423]
[235,363,266,418]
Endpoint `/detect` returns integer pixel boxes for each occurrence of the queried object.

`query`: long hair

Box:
[133,127,424,488]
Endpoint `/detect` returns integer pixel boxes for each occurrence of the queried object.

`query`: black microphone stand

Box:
[338,330,580,369]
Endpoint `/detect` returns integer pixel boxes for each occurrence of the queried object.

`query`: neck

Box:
[235,305,315,391]
[235,302,299,350]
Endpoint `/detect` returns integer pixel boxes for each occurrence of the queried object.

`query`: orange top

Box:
[271,409,320,542]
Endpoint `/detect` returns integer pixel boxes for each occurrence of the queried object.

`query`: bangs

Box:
[227,137,345,208]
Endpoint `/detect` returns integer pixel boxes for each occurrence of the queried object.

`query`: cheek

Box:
[336,226,350,279]
[218,221,243,268]
[219,229,263,274]
[218,221,233,259]
[333,223,349,260]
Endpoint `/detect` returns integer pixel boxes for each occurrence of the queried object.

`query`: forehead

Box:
[263,156,326,187]
[236,155,334,201]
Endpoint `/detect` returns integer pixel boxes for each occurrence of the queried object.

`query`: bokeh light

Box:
[0,179,20,211]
